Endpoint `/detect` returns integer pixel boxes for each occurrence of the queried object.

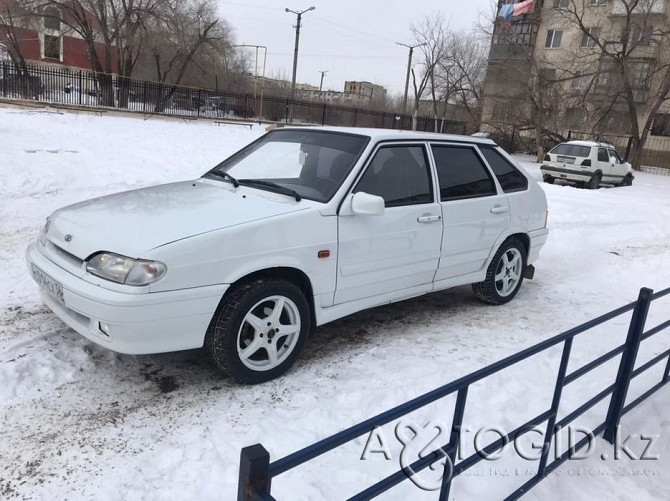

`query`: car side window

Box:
[354,145,433,208]
[479,147,528,193]
[432,145,497,201]
[598,148,609,162]
[608,149,621,163]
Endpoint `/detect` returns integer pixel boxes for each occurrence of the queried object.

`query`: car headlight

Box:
[38,217,50,246]
[86,252,167,286]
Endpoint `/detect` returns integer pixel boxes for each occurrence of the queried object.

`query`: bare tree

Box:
[557,0,670,170]
[409,14,450,130]
[143,0,232,111]
[29,0,165,106]
[0,0,33,74]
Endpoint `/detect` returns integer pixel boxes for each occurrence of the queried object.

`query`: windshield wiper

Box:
[238,179,302,202]
[207,170,239,188]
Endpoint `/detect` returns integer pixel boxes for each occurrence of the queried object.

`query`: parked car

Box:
[26,127,549,383]
[0,73,44,98]
[540,140,634,189]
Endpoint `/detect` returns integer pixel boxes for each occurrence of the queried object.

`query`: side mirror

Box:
[344,192,385,216]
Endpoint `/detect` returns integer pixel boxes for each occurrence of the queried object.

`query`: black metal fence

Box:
[568,130,670,171]
[238,286,670,500]
[0,61,466,134]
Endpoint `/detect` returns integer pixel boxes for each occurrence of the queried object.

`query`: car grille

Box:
[40,240,85,274]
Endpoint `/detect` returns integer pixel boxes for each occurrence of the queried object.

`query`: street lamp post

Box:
[286,6,315,122]
[319,70,328,92]
[232,44,268,124]
[396,41,426,129]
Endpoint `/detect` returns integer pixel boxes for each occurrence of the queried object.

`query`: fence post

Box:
[439,387,468,501]
[197,89,202,118]
[567,130,572,141]
[603,287,653,444]
[353,108,358,127]
[78,71,83,106]
[2,62,6,97]
[510,125,516,153]
[238,444,271,501]
[322,103,327,126]
[538,338,573,475]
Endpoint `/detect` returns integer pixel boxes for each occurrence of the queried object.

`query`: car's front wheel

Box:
[206,279,310,384]
[620,174,633,187]
[472,238,527,305]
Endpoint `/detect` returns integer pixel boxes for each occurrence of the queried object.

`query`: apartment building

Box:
[481,0,670,138]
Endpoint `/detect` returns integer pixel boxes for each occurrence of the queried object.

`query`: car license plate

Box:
[558,156,575,164]
[31,264,64,303]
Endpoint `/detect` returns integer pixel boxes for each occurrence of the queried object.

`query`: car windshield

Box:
[550,144,591,158]
[206,129,369,202]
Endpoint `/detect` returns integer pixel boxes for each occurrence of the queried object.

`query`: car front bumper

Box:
[26,242,229,354]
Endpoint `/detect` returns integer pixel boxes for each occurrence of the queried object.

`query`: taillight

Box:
[581,159,591,166]
[544,154,550,162]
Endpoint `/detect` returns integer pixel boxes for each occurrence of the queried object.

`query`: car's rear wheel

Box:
[586,172,601,190]
[620,174,633,187]
[543,176,555,185]
[472,238,527,305]
[206,279,310,384]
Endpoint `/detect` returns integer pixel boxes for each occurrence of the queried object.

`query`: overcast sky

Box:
[217,0,494,96]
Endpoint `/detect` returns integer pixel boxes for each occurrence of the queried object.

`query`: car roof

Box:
[279,125,497,146]
[562,140,616,149]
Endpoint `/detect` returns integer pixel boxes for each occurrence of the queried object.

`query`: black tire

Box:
[472,238,527,305]
[205,279,311,384]
[620,174,633,187]
[586,172,601,190]
[543,176,555,185]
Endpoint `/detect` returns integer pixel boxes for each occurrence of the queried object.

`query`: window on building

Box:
[43,34,60,60]
[571,71,590,91]
[432,146,497,201]
[545,29,563,49]
[652,114,670,136]
[629,60,653,86]
[581,28,600,47]
[0,43,9,62]
[354,146,433,207]
[44,7,61,31]
[628,23,653,46]
[539,68,557,84]
[479,147,528,193]
[553,0,569,8]
[590,0,607,6]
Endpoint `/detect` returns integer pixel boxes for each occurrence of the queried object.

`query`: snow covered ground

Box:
[0,103,669,500]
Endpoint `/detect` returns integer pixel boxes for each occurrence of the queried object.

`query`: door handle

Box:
[490,206,509,215]
[417,215,442,224]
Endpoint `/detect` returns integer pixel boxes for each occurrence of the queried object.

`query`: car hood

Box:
[45,180,311,259]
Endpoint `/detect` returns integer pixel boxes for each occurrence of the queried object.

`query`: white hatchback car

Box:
[540,140,634,189]
[27,127,549,383]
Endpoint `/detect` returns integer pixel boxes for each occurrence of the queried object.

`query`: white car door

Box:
[597,147,614,179]
[430,144,511,281]
[335,143,442,304]
[608,148,628,179]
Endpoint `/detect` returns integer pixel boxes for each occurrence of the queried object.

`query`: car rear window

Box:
[479,147,528,193]
[550,144,591,158]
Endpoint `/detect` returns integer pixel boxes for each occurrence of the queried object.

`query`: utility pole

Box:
[319,70,328,91]
[396,42,426,126]
[286,6,315,122]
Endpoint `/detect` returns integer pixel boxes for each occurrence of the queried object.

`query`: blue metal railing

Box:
[238,286,670,500]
